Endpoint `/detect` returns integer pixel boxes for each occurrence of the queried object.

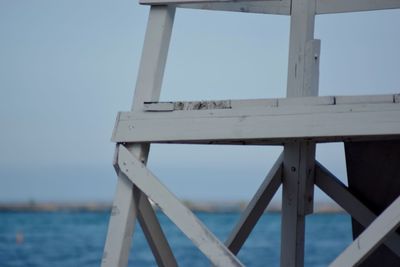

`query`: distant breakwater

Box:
[0,201,344,213]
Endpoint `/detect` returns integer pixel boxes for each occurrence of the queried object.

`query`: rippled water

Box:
[0,211,351,266]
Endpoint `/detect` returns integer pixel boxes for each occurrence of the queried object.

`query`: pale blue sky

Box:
[0,1,399,202]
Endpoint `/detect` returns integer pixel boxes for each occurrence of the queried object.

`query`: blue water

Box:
[0,211,352,266]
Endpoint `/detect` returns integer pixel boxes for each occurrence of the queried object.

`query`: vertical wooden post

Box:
[281,0,318,266]
[102,6,176,267]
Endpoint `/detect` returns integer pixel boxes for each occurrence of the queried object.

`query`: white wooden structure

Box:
[102,1,400,266]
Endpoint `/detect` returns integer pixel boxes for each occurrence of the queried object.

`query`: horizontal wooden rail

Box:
[139,0,400,15]
[140,0,271,5]
[316,0,400,14]
[112,94,400,145]
[330,195,400,267]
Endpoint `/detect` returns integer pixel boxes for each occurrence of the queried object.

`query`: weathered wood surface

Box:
[140,0,272,5]
[315,162,400,258]
[281,1,317,266]
[330,195,400,267]
[102,6,177,267]
[117,145,244,267]
[140,0,400,15]
[112,96,400,144]
[142,93,398,112]
[177,0,291,15]
[316,0,400,14]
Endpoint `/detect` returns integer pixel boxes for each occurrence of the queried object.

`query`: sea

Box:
[0,211,352,267]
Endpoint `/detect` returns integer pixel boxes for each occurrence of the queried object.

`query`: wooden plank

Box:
[315,162,400,257]
[112,101,400,144]
[226,153,283,254]
[335,94,395,105]
[142,0,400,14]
[117,145,244,267]
[281,1,317,266]
[132,6,176,110]
[101,168,138,267]
[176,0,291,15]
[330,195,400,267]
[141,0,271,5]
[286,0,316,98]
[139,94,397,113]
[144,102,175,112]
[140,0,400,14]
[102,6,176,267]
[278,95,332,106]
[144,95,335,112]
[135,186,179,267]
[303,39,320,96]
[317,0,400,14]
[281,141,315,266]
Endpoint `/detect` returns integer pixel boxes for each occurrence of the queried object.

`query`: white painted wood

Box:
[144,95,336,112]
[230,98,277,108]
[135,186,178,267]
[286,0,316,98]
[278,95,332,107]
[304,39,320,96]
[132,6,175,111]
[112,100,400,145]
[117,145,244,267]
[281,142,315,266]
[102,6,176,267]
[317,0,400,14]
[315,162,400,257]
[101,168,138,267]
[335,94,395,105]
[282,1,317,266]
[226,153,283,254]
[141,94,398,112]
[140,0,271,5]
[141,0,400,14]
[330,195,400,267]
[144,102,175,112]
[177,0,291,15]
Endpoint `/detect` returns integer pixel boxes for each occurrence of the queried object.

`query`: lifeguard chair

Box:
[102,0,400,266]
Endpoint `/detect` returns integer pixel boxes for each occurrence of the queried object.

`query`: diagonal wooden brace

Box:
[329,195,400,267]
[315,161,400,257]
[116,144,244,267]
[133,185,178,267]
[104,144,178,267]
[226,152,283,254]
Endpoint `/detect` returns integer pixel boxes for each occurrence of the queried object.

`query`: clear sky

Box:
[0,1,399,203]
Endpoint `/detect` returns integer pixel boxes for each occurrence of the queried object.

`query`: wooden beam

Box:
[143,95,337,112]
[140,0,400,14]
[143,94,396,111]
[102,6,176,267]
[317,0,400,14]
[140,0,271,5]
[330,195,400,267]
[134,186,178,267]
[117,145,244,267]
[281,141,316,266]
[176,0,291,15]
[101,167,138,267]
[315,162,400,257]
[281,0,317,266]
[112,97,400,145]
[226,153,283,254]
